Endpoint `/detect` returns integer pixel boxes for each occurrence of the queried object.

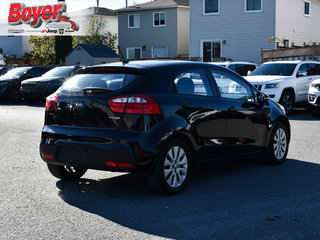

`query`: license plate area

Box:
[57,145,95,165]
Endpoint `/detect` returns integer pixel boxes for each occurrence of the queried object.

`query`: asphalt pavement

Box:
[1,104,320,240]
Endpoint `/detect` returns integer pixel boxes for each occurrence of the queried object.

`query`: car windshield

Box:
[2,67,31,78]
[60,73,144,93]
[250,63,297,76]
[0,68,7,75]
[42,67,74,78]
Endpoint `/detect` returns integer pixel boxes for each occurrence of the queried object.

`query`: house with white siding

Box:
[190,0,320,64]
[65,44,120,66]
[117,0,189,60]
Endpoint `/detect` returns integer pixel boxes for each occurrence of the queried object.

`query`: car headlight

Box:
[277,103,286,115]
[265,83,279,89]
[0,81,8,86]
[311,84,320,90]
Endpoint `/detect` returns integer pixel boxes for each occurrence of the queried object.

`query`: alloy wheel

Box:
[273,128,287,160]
[163,146,188,188]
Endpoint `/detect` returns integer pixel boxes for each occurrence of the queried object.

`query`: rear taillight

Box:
[45,94,58,111]
[108,95,161,114]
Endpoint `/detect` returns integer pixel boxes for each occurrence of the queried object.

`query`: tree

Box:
[55,36,73,65]
[73,16,118,51]
[29,36,55,65]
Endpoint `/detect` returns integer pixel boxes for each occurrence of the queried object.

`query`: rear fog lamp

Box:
[42,153,53,160]
[105,161,133,168]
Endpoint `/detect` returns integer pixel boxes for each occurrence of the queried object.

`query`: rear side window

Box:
[307,64,320,76]
[60,73,143,93]
[174,70,213,96]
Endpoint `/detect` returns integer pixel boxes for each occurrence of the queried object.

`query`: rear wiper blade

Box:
[82,87,114,95]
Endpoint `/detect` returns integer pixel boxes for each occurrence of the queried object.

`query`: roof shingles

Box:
[77,44,119,58]
[118,0,189,11]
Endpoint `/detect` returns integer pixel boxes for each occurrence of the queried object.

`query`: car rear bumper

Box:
[40,125,156,172]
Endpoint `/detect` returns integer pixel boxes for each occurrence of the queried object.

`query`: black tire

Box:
[9,89,21,103]
[263,122,289,165]
[280,91,294,116]
[147,138,192,195]
[47,164,87,180]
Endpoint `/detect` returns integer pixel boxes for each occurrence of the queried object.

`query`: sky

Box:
[0,0,150,20]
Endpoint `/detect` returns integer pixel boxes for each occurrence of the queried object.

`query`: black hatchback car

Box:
[21,66,80,101]
[40,61,290,195]
[0,66,52,102]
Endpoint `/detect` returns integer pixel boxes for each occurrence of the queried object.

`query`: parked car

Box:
[0,66,52,102]
[40,61,290,195]
[211,62,257,76]
[246,60,320,115]
[21,66,80,101]
[308,79,320,114]
[0,66,8,76]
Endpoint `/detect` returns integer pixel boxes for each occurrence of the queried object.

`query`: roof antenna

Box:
[117,46,129,65]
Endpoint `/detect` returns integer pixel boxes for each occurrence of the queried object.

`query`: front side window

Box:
[305,1,310,15]
[128,14,140,28]
[154,12,166,26]
[127,47,142,60]
[204,0,219,14]
[211,70,253,101]
[174,70,213,96]
[246,0,262,12]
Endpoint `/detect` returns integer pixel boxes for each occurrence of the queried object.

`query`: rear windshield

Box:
[251,63,297,76]
[60,73,143,93]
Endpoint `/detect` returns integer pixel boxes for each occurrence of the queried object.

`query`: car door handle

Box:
[309,78,313,80]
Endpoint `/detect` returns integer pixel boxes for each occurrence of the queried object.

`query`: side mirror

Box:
[257,92,266,104]
[297,70,307,77]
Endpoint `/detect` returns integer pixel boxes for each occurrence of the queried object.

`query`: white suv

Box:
[308,79,320,111]
[245,60,320,115]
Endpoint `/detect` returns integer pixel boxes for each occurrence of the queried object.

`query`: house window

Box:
[153,12,166,26]
[152,47,168,58]
[127,47,142,60]
[201,40,221,62]
[245,0,262,12]
[305,1,310,16]
[204,0,220,15]
[128,14,140,28]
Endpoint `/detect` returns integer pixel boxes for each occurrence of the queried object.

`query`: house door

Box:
[202,41,221,62]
